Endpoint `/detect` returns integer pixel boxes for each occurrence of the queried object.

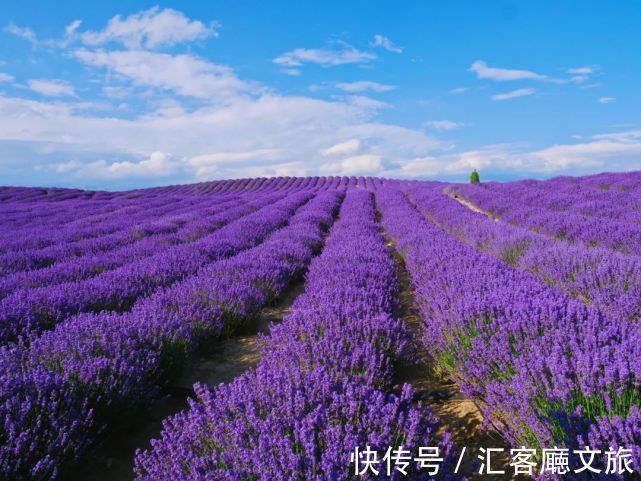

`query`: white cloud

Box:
[567,66,596,75]
[78,151,179,179]
[449,87,469,94]
[335,81,395,93]
[592,130,641,142]
[2,89,640,185]
[27,79,76,97]
[0,91,442,185]
[566,65,598,84]
[387,147,504,178]
[280,68,302,76]
[424,120,464,131]
[338,154,382,174]
[6,19,81,49]
[372,35,403,53]
[1,7,633,187]
[274,44,376,68]
[530,140,639,170]
[491,88,535,101]
[79,7,217,49]
[54,159,83,173]
[470,60,599,85]
[5,23,38,44]
[598,96,616,104]
[65,19,83,38]
[102,86,132,99]
[345,95,390,111]
[321,139,361,156]
[189,149,281,166]
[470,60,547,82]
[0,72,14,82]
[321,154,382,175]
[385,130,641,179]
[188,149,281,177]
[74,49,250,100]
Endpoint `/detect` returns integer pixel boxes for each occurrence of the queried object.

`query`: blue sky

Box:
[1,1,640,189]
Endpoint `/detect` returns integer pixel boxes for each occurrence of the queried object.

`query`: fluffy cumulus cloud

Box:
[2,85,640,186]
[79,7,217,49]
[70,151,179,179]
[73,49,251,100]
[0,90,442,186]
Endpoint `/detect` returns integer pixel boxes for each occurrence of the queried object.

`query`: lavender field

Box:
[1,173,641,481]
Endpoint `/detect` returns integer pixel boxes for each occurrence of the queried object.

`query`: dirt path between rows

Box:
[385,238,518,480]
[450,192,499,221]
[66,282,305,481]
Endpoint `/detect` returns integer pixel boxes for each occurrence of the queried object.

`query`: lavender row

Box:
[0,191,303,345]
[0,187,95,205]
[135,189,459,481]
[0,190,177,234]
[0,186,75,202]
[0,196,256,297]
[0,178,350,262]
[0,190,171,227]
[0,190,342,481]
[498,172,641,213]
[0,197,223,275]
[376,187,641,478]
[452,183,641,256]
[404,185,641,475]
[404,183,641,326]
[0,175,312,232]
[0,194,241,264]
[144,175,354,196]
[478,173,641,218]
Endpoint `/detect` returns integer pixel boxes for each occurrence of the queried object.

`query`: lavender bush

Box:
[2,173,641,480]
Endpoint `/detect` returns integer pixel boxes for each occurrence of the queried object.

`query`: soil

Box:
[451,194,499,221]
[386,240,520,480]
[65,281,305,481]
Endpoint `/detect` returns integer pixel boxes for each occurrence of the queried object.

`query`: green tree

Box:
[470,169,480,184]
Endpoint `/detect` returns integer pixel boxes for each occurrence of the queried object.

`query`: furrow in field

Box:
[64,281,307,481]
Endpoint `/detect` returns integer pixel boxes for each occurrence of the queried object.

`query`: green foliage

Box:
[470,169,480,184]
